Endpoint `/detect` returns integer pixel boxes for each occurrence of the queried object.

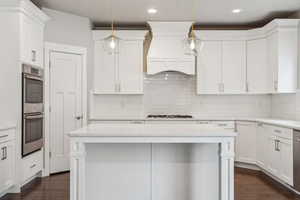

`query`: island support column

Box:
[70,141,86,200]
[220,139,235,200]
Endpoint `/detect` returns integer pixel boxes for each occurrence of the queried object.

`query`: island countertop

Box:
[69,124,237,137]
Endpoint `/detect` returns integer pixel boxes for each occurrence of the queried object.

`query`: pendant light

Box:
[184,23,200,56]
[184,0,201,56]
[103,0,120,54]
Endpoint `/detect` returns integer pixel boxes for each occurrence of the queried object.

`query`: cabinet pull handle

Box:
[30,164,36,169]
[274,81,278,91]
[198,121,209,124]
[275,140,280,151]
[1,147,7,160]
[0,135,8,139]
[32,50,37,62]
[246,82,249,92]
[274,129,282,134]
[131,121,143,124]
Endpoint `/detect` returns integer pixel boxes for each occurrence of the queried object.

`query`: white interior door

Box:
[50,51,83,174]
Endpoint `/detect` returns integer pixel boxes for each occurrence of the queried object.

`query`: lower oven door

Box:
[23,113,44,157]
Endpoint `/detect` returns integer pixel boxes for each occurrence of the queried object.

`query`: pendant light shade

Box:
[103,34,120,54]
[184,24,200,56]
[103,0,120,55]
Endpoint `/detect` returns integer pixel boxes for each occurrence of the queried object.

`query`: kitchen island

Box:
[69,124,237,200]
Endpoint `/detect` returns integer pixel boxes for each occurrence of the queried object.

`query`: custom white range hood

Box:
[147,22,196,75]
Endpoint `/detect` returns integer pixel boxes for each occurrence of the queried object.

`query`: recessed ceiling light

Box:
[148,8,157,14]
[232,9,242,13]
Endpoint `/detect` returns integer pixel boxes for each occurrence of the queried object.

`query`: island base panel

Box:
[85,143,219,200]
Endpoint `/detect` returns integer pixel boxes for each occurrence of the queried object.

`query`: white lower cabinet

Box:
[256,123,269,168]
[237,123,294,186]
[0,128,15,196]
[0,141,15,194]
[264,125,293,186]
[235,122,257,164]
[22,150,43,184]
[278,137,293,185]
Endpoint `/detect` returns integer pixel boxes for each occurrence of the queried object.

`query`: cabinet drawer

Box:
[0,129,15,143]
[211,121,235,130]
[270,126,292,139]
[22,150,43,183]
[196,121,235,130]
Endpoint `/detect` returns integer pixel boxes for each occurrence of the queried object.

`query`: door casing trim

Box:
[43,42,88,177]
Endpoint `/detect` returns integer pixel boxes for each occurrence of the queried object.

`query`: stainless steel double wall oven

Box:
[22,64,44,157]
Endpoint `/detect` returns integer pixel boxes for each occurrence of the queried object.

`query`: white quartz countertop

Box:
[89,117,300,130]
[69,124,237,137]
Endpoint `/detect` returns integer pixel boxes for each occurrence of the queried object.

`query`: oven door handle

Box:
[23,74,44,82]
[24,114,43,119]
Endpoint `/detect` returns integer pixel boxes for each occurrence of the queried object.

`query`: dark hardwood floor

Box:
[1,168,300,200]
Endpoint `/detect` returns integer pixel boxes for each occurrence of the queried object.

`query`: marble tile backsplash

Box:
[90,72,272,119]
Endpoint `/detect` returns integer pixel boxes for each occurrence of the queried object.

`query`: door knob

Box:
[75,116,83,120]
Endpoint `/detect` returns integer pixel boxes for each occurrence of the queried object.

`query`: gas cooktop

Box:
[147,115,193,119]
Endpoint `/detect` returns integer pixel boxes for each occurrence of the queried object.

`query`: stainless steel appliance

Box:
[294,130,300,192]
[22,64,44,157]
[23,64,44,114]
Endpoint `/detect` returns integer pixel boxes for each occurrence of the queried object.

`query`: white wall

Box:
[42,8,94,113]
[91,72,272,119]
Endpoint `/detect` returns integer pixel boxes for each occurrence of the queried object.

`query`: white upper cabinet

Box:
[20,1,49,67]
[197,41,222,94]
[119,40,144,94]
[196,19,299,95]
[222,41,246,94]
[93,30,147,94]
[247,38,272,93]
[94,40,117,93]
[267,26,298,93]
[196,37,246,94]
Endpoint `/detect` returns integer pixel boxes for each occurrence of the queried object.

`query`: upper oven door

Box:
[23,74,44,113]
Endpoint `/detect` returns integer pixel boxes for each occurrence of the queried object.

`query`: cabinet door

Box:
[235,122,257,164]
[278,138,293,186]
[267,33,279,93]
[277,30,298,93]
[197,41,222,94]
[266,134,280,176]
[222,41,246,94]
[247,38,272,93]
[0,141,15,193]
[118,40,143,94]
[21,15,44,66]
[21,15,32,65]
[94,41,117,93]
[31,23,44,67]
[256,124,269,168]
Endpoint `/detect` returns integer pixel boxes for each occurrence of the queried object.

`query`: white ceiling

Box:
[41,0,300,25]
